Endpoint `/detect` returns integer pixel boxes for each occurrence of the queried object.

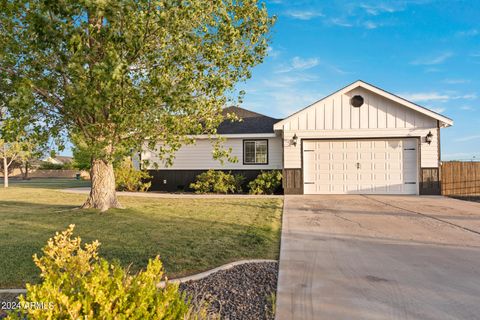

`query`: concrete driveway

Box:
[276,195,480,320]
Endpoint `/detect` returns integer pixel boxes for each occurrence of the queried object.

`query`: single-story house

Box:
[44,155,73,165]
[141,80,453,195]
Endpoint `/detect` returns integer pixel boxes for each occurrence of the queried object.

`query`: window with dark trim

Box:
[243,140,268,165]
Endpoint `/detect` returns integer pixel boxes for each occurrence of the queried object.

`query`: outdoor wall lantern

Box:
[425,131,433,144]
[292,133,298,147]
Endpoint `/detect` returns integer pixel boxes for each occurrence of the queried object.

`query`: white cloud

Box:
[292,57,319,70]
[262,73,318,88]
[401,92,450,102]
[401,91,477,103]
[430,107,446,113]
[266,46,280,59]
[241,83,322,118]
[459,93,477,99]
[327,65,351,75]
[460,105,474,111]
[455,135,480,142]
[360,3,398,15]
[276,56,320,73]
[363,21,378,29]
[411,52,453,65]
[443,78,470,84]
[284,10,324,20]
[330,18,353,27]
[456,29,479,37]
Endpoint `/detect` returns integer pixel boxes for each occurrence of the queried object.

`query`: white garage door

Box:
[303,139,418,194]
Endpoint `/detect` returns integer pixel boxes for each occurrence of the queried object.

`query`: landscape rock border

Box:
[0,259,278,294]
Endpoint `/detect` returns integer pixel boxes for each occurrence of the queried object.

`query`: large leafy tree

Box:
[0,0,274,211]
[0,107,45,187]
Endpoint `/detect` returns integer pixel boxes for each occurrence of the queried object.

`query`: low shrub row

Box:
[189,169,282,195]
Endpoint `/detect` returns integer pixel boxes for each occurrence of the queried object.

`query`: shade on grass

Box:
[0,182,282,288]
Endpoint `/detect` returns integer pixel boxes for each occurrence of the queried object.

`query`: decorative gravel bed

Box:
[0,262,278,319]
[180,261,278,320]
[0,293,20,319]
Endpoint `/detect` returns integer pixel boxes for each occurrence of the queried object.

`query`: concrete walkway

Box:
[62,187,282,199]
[276,195,480,320]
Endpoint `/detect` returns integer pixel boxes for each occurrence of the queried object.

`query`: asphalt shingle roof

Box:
[218,107,281,134]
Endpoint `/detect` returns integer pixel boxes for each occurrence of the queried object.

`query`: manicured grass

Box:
[0,182,282,288]
[7,178,91,189]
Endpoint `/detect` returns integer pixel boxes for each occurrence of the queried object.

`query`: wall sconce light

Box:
[425,131,433,144]
[292,133,298,147]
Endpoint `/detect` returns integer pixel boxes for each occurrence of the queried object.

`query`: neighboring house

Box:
[44,155,73,165]
[142,80,453,195]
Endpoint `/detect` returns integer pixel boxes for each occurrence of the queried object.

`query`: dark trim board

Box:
[147,169,272,192]
[283,169,303,194]
[420,167,441,195]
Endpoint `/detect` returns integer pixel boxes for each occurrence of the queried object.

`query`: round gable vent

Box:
[350,95,364,108]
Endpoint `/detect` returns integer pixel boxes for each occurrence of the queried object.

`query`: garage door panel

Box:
[373,173,388,181]
[303,138,418,195]
[318,173,330,181]
[360,152,372,160]
[373,162,387,170]
[318,153,330,161]
[345,152,357,160]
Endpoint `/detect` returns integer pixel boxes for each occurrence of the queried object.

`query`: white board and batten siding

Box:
[141,136,283,170]
[276,86,441,170]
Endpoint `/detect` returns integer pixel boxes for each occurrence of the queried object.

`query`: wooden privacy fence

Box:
[441,161,480,196]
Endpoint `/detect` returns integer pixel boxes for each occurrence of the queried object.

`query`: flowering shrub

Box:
[114,158,151,192]
[8,225,205,320]
[248,170,282,195]
[190,169,244,194]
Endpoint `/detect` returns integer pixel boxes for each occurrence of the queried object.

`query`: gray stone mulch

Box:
[0,293,20,319]
[180,261,278,320]
[0,262,278,319]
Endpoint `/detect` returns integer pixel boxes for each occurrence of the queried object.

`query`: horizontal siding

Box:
[279,87,437,131]
[283,128,439,169]
[142,137,283,170]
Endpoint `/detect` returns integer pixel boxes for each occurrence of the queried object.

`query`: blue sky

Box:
[237,0,480,161]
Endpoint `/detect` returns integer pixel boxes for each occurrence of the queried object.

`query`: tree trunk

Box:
[81,159,122,212]
[3,156,8,188]
[23,162,29,180]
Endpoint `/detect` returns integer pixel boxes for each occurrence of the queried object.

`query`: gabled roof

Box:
[274,80,453,129]
[218,106,281,134]
[45,155,73,164]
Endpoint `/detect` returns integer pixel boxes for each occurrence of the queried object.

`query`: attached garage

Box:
[274,81,453,195]
[303,139,418,194]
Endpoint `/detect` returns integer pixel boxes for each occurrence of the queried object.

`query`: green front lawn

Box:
[0,182,282,288]
[7,178,91,189]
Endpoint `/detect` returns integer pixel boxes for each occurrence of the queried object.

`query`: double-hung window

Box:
[243,140,268,165]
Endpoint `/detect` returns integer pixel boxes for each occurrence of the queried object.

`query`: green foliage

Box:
[248,170,283,195]
[38,162,66,170]
[114,158,151,192]
[0,0,274,166]
[190,169,245,194]
[71,136,93,172]
[7,225,199,320]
